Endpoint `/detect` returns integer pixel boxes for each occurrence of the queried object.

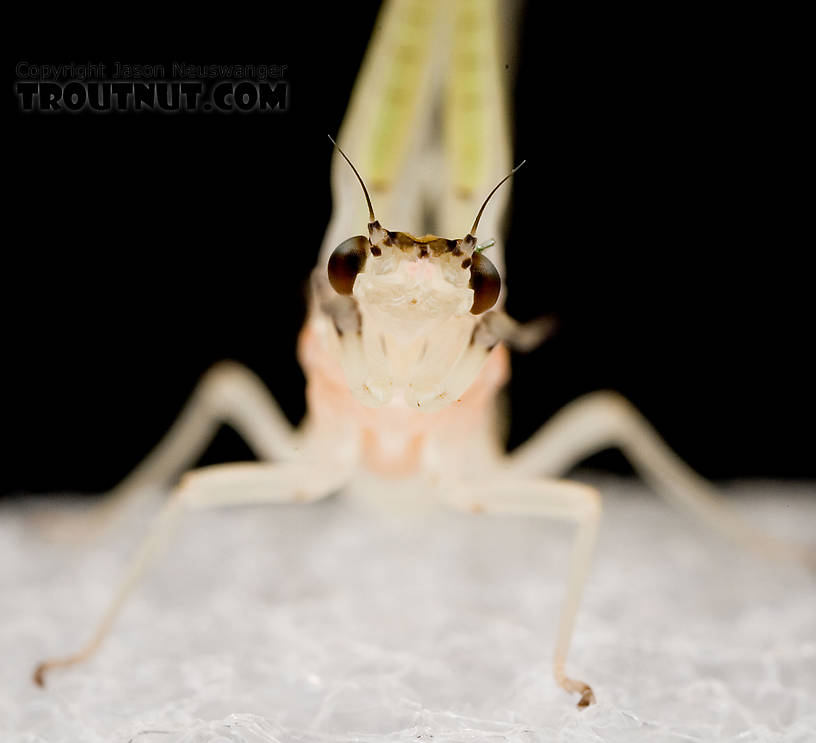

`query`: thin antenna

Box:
[328,135,376,222]
[469,161,526,236]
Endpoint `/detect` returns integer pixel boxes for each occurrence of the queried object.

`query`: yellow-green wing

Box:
[324,0,516,279]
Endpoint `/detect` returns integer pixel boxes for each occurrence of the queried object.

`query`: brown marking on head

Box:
[385,231,465,256]
[393,231,416,249]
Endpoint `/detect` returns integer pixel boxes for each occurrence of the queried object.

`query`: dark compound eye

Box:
[328,235,369,295]
[469,251,501,314]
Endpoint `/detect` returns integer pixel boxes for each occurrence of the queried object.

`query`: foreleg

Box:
[33,457,348,687]
[445,477,602,708]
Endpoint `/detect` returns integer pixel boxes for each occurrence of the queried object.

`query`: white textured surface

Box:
[2,477,815,743]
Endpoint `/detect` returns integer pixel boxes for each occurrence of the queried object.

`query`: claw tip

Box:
[33,664,46,687]
[577,688,596,708]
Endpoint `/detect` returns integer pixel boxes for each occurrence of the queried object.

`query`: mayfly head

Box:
[327,137,524,340]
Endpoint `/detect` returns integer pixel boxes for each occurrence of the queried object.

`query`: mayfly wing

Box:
[324,0,520,280]
[321,0,447,262]
[437,0,517,282]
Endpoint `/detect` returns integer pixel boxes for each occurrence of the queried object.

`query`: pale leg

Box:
[112,361,298,490]
[47,361,299,537]
[510,391,814,565]
[445,477,602,708]
[33,458,349,687]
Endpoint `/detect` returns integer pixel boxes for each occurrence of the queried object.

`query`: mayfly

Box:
[33,0,813,708]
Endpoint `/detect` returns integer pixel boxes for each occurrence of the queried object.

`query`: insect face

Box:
[327,223,502,333]
[326,136,511,326]
[354,225,473,341]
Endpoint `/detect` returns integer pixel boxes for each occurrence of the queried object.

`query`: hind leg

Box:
[510,391,814,565]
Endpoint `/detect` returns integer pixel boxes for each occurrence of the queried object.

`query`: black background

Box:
[5,3,813,497]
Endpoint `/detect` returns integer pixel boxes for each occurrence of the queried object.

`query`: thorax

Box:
[298,315,509,479]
